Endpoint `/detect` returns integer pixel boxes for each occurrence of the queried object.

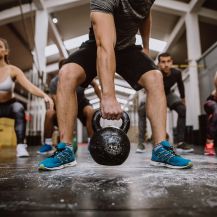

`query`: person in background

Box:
[158,52,194,154]
[39,0,192,170]
[0,37,53,157]
[203,72,217,156]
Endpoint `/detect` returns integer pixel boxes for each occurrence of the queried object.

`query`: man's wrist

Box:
[102,92,116,99]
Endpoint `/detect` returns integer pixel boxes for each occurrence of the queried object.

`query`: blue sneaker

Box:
[38,143,77,171]
[37,144,55,155]
[151,140,193,169]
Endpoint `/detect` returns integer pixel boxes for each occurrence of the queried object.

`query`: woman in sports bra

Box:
[0,38,53,157]
[203,72,217,156]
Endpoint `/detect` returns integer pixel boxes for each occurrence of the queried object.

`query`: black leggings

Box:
[0,99,26,144]
[204,100,217,140]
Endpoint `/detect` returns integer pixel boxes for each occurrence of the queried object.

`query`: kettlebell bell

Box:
[89,109,131,166]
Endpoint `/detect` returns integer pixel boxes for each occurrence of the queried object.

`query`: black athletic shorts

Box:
[64,40,158,90]
[77,86,91,126]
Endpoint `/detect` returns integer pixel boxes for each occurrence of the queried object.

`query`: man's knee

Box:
[59,65,74,85]
[153,71,163,87]
[59,63,85,87]
[140,70,164,92]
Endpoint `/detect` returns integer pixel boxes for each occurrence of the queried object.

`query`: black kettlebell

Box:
[89,110,131,166]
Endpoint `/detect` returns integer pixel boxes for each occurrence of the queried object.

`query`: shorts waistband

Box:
[0,98,16,105]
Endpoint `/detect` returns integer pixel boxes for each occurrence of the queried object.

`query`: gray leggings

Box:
[0,99,26,144]
[138,101,147,144]
[167,93,186,143]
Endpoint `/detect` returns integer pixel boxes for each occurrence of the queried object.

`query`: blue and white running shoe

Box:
[37,144,55,155]
[151,140,193,169]
[38,142,77,171]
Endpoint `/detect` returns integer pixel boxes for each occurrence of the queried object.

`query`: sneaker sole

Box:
[150,161,193,169]
[136,149,146,153]
[36,150,55,155]
[16,153,30,157]
[176,148,194,154]
[17,154,30,158]
[204,153,216,156]
[38,160,77,171]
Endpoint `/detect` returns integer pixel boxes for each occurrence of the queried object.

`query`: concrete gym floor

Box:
[0,144,217,217]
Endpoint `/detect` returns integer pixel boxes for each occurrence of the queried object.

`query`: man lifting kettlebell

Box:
[38,0,192,170]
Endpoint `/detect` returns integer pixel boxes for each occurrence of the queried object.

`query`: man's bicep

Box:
[90,12,116,48]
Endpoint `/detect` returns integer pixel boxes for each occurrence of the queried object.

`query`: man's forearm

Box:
[97,45,116,98]
[139,12,151,54]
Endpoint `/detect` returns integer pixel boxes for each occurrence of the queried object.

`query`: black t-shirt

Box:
[89,0,155,50]
[163,68,185,98]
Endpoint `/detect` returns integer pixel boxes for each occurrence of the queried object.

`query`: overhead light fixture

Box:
[52,17,58,24]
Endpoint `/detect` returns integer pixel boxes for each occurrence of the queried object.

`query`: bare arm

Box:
[91,79,101,100]
[91,12,122,119]
[139,12,152,55]
[11,65,54,110]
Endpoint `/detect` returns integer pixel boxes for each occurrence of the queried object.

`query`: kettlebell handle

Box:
[92,109,130,134]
